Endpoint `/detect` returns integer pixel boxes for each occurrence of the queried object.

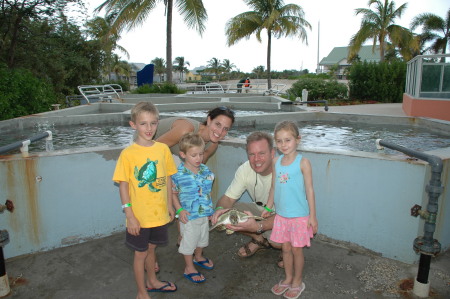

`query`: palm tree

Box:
[151,57,166,82]
[349,0,417,62]
[111,54,132,81]
[173,56,190,82]
[225,0,311,89]
[220,59,236,79]
[206,57,222,80]
[411,9,450,57]
[95,0,207,83]
[85,16,129,79]
[252,65,265,79]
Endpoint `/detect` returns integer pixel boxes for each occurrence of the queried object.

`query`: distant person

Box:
[211,132,281,263]
[262,120,318,298]
[244,77,251,93]
[237,78,246,93]
[172,133,215,283]
[113,102,177,298]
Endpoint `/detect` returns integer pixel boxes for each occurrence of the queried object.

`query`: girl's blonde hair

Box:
[130,102,159,123]
[178,133,205,153]
[274,120,300,139]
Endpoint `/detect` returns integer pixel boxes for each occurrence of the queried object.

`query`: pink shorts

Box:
[270,214,314,248]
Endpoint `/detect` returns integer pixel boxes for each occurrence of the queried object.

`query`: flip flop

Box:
[283,282,305,299]
[271,280,291,295]
[146,281,177,292]
[184,272,206,283]
[193,258,214,270]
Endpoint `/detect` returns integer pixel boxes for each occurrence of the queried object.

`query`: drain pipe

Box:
[376,139,443,298]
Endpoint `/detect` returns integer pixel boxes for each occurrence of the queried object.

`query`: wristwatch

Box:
[256,222,264,234]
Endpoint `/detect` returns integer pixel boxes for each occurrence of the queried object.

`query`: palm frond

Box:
[176,0,207,36]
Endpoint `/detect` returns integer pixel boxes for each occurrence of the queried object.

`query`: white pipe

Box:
[20,140,31,153]
[413,278,430,298]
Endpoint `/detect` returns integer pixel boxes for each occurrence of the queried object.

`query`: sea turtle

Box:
[210,209,265,235]
[134,159,160,192]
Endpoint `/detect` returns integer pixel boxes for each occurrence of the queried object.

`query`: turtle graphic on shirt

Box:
[134,159,160,192]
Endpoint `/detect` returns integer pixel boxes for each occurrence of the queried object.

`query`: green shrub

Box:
[348,61,406,103]
[288,78,348,101]
[132,82,184,94]
[0,65,57,120]
[301,73,332,79]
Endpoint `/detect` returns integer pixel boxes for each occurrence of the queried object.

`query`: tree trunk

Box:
[267,31,272,89]
[7,14,23,68]
[379,36,385,62]
[166,0,173,83]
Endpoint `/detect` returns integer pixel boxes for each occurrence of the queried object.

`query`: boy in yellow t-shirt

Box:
[113,102,177,299]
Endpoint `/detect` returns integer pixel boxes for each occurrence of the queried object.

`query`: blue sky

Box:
[83,0,449,73]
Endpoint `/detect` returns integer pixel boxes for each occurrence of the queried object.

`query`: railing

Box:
[77,84,123,104]
[187,83,225,94]
[406,54,450,99]
[0,131,53,156]
[184,82,286,95]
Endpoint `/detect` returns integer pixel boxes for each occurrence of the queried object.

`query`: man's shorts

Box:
[125,223,169,252]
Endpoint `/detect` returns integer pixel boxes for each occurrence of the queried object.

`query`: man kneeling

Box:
[211,132,281,261]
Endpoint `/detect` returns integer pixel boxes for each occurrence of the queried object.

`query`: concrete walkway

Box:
[306,103,407,117]
[6,221,450,299]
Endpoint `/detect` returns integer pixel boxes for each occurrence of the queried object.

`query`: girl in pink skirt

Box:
[262,120,318,299]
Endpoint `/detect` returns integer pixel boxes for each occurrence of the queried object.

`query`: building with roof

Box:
[319,45,382,79]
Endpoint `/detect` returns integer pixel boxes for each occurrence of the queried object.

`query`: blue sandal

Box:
[146,281,177,292]
[193,258,214,270]
[184,272,206,283]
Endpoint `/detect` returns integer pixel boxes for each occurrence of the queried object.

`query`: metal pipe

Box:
[0,247,5,277]
[376,139,443,292]
[285,90,329,111]
[294,99,329,111]
[0,230,9,296]
[0,131,52,155]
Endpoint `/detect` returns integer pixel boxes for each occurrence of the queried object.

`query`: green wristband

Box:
[263,205,273,212]
[121,203,131,209]
[215,206,224,211]
[176,207,184,215]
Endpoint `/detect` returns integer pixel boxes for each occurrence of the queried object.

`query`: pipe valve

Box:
[0,200,13,213]
[411,204,422,217]
[411,204,436,223]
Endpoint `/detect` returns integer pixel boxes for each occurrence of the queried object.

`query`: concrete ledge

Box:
[403,93,450,121]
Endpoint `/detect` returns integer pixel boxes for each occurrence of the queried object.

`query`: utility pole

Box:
[316,21,320,74]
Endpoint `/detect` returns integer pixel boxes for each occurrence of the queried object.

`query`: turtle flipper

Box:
[148,184,161,192]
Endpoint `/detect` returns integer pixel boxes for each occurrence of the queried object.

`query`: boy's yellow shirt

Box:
[113,142,177,228]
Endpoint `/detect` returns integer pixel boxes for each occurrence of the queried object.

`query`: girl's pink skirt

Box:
[270,214,314,247]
